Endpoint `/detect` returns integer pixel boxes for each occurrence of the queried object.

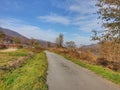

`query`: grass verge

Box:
[0,49,29,67]
[56,52,120,85]
[0,52,48,90]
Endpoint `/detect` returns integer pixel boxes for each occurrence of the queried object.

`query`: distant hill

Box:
[80,44,98,49]
[0,27,56,47]
[0,27,29,44]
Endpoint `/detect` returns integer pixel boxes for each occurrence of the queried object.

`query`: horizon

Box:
[0,0,101,46]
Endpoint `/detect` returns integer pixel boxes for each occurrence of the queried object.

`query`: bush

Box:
[97,57,108,66]
[112,62,120,71]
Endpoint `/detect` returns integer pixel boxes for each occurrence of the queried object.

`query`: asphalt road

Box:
[45,51,120,90]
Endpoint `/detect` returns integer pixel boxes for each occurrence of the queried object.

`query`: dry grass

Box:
[50,48,120,85]
[0,48,18,52]
[50,48,97,64]
[0,49,29,67]
[50,43,120,72]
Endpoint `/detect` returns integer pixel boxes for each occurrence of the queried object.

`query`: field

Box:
[0,49,28,67]
[0,49,48,90]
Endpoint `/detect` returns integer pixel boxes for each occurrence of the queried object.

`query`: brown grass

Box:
[50,41,120,72]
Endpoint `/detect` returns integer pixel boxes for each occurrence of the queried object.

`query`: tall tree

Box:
[56,33,64,47]
[93,0,120,42]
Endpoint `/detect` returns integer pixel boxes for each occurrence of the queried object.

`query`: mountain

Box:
[0,27,56,47]
[80,44,98,48]
[0,27,29,43]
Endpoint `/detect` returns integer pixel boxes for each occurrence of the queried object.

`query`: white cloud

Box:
[77,19,101,32]
[37,13,101,32]
[68,0,97,14]
[52,0,97,14]
[70,34,97,46]
[38,14,71,25]
[37,0,100,34]
[0,18,59,42]
[0,17,98,45]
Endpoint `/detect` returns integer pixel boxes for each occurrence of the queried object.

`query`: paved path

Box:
[45,51,120,90]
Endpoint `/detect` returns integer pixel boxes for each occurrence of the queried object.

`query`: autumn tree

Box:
[56,33,64,47]
[92,0,120,42]
[92,0,120,71]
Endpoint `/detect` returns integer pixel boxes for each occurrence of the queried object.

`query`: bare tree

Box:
[56,33,64,47]
[65,41,76,48]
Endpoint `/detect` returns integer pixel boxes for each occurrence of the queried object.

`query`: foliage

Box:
[98,41,120,71]
[92,0,120,71]
[99,41,120,62]
[93,0,120,42]
[50,48,97,64]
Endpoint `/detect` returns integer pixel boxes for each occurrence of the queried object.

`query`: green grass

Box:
[0,49,29,67]
[0,52,48,90]
[58,53,120,85]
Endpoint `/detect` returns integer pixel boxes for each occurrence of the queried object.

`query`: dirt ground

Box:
[0,48,18,52]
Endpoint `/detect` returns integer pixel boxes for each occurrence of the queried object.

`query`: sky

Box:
[0,0,101,46]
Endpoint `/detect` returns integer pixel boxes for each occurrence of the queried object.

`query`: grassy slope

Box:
[0,51,48,90]
[57,52,120,85]
[0,49,28,67]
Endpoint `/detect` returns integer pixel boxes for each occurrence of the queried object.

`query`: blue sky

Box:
[0,0,101,46]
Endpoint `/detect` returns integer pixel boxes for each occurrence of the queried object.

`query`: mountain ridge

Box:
[0,27,56,47]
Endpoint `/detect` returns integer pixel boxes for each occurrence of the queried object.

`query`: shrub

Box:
[97,57,108,66]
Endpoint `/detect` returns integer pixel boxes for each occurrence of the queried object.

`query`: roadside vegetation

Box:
[0,49,28,67]
[0,49,48,90]
[51,48,120,85]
